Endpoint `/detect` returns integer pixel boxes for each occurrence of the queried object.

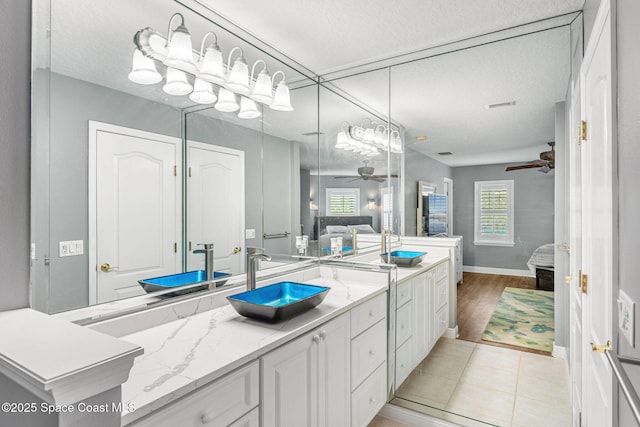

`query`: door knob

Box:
[233,247,242,254]
[100,263,118,272]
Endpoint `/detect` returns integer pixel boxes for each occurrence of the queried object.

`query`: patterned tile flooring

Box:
[388,337,572,427]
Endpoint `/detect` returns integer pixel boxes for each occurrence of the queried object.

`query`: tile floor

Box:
[393,338,572,427]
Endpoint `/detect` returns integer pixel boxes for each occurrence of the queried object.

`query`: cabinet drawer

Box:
[436,262,448,281]
[229,407,259,427]
[397,280,412,308]
[131,361,259,427]
[435,277,447,310]
[395,302,412,348]
[351,319,387,389]
[351,292,387,338]
[395,338,413,387]
[351,362,387,427]
[434,305,448,339]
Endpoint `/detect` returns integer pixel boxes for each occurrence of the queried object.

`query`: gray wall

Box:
[309,175,383,238]
[300,169,313,237]
[554,101,569,350]
[615,0,640,425]
[452,163,554,270]
[403,150,453,236]
[0,0,30,311]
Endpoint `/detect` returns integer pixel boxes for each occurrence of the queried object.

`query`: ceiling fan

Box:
[505,142,555,173]
[334,161,399,182]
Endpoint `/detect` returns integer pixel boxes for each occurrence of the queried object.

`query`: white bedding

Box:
[527,243,555,274]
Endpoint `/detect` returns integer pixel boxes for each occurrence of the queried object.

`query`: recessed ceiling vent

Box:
[438,152,453,156]
[486,100,516,109]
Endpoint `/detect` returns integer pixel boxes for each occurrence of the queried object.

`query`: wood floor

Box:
[457,272,550,355]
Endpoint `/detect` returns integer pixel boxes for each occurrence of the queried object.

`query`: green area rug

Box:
[482,287,554,352]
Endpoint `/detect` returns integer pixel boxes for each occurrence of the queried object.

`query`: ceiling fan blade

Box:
[334,175,359,179]
[348,177,363,182]
[370,174,399,179]
[505,164,542,171]
[370,176,386,182]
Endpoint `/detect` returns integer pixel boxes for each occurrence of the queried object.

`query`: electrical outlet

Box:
[245,229,256,239]
[618,290,635,347]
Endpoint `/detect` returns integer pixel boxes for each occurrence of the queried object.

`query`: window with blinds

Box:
[325,188,360,216]
[474,180,514,246]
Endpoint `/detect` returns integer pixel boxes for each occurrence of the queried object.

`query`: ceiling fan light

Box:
[189,78,217,104]
[163,67,193,96]
[227,53,251,95]
[238,97,261,119]
[128,49,162,85]
[163,23,197,74]
[214,87,239,112]
[250,69,274,104]
[270,80,293,111]
[198,44,226,86]
[373,127,384,146]
[363,127,375,143]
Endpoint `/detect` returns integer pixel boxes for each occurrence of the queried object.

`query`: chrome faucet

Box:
[381,230,399,254]
[246,247,272,290]
[193,243,215,282]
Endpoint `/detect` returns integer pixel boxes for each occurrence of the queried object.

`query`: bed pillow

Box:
[348,224,376,234]
[326,225,349,234]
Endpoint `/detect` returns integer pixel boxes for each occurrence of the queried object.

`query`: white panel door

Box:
[580,1,614,426]
[187,142,244,275]
[569,81,584,427]
[90,122,181,303]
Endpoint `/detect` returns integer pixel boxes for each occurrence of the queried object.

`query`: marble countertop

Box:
[119,265,388,425]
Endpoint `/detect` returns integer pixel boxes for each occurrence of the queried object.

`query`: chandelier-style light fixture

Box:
[128,13,294,119]
[335,119,404,156]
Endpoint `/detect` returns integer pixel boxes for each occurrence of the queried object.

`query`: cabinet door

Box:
[318,313,350,427]
[262,332,319,427]
[411,272,428,364]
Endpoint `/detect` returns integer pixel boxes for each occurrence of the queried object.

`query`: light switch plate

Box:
[618,290,635,347]
[59,240,84,257]
[245,229,256,239]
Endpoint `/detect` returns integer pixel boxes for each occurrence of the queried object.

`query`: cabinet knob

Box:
[368,311,374,317]
[312,334,320,343]
[369,349,375,356]
[369,397,377,404]
[201,411,216,424]
[319,330,327,340]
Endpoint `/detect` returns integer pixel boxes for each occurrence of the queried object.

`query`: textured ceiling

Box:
[44,0,583,171]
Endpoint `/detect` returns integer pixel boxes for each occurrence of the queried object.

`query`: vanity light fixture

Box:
[214,87,239,112]
[250,60,274,104]
[130,14,294,115]
[163,67,193,96]
[270,71,293,111]
[197,32,226,86]
[334,119,404,157]
[189,78,217,104]
[162,13,197,74]
[128,49,162,84]
[226,47,250,95]
[238,97,261,119]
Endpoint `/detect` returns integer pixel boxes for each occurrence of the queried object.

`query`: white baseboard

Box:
[378,404,459,427]
[443,326,459,339]
[553,344,567,360]
[463,265,535,278]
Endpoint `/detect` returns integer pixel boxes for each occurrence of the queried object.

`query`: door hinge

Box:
[581,120,587,143]
[578,411,582,427]
[189,241,192,251]
[580,271,588,294]
[174,242,177,253]
[174,165,177,176]
[189,167,192,178]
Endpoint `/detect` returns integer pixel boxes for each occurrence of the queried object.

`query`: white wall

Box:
[0,0,30,311]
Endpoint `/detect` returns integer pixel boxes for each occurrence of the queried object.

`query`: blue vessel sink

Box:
[380,251,427,267]
[139,270,231,295]
[227,282,330,322]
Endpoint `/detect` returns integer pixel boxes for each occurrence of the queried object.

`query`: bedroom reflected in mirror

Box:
[416,180,448,237]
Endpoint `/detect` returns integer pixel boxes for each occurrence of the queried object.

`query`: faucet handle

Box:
[196,243,214,250]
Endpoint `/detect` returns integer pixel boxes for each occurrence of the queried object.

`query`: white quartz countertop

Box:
[350,247,449,283]
[118,266,388,424]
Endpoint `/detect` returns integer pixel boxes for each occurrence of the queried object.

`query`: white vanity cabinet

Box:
[350,292,388,427]
[129,361,259,427]
[261,312,351,427]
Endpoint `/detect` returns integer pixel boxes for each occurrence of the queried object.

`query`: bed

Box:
[527,244,555,290]
[313,216,376,252]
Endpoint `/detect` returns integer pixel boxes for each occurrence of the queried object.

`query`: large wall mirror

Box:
[30,0,403,314]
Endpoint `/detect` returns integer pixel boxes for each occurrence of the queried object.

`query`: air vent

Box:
[301,131,324,136]
[486,100,516,109]
[438,152,453,156]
